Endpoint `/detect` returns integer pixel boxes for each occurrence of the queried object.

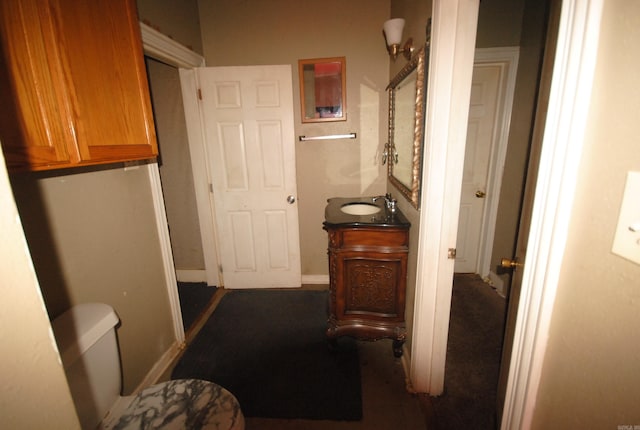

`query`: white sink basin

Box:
[340,202,381,215]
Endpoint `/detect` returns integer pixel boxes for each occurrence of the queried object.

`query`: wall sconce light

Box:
[383,18,414,61]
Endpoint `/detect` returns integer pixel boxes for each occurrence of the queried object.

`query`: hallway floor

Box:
[420,273,507,429]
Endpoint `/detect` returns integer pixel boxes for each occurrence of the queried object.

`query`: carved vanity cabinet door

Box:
[340,253,407,322]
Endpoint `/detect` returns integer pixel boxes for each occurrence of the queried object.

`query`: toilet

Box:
[52,303,245,430]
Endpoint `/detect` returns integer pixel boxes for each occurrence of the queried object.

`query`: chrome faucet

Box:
[372,193,398,213]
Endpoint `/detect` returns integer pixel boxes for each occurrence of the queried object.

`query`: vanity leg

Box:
[392,339,404,358]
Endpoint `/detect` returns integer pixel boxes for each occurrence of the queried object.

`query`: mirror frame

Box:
[387,45,427,209]
[298,57,346,123]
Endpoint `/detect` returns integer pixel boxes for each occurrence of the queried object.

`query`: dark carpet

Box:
[171,289,362,421]
[177,282,217,331]
[422,274,507,429]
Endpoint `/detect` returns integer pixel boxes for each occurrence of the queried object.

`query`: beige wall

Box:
[199,0,392,276]
[532,0,640,426]
[0,150,80,429]
[10,167,175,394]
[136,0,203,54]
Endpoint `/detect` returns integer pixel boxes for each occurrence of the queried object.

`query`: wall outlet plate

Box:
[612,171,640,265]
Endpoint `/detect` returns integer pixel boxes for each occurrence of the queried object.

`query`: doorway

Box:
[455,48,519,279]
[145,57,205,284]
[409,0,556,410]
[145,57,219,333]
[445,0,559,425]
[141,23,214,340]
[449,0,556,424]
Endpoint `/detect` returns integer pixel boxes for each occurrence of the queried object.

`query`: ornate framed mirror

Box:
[298,57,346,123]
[386,45,427,208]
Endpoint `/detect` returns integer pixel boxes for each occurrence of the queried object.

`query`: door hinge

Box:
[219,265,223,274]
[197,88,202,100]
[208,183,213,193]
[448,248,457,259]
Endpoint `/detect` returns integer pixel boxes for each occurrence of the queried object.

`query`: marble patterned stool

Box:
[104,379,245,430]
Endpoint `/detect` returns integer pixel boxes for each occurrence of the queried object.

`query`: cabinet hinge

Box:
[197,88,202,100]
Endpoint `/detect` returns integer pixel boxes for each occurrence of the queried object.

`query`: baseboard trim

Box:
[301,274,329,285]
[133,341,185,393]
[176,269,207,283]
[400,345,417,394]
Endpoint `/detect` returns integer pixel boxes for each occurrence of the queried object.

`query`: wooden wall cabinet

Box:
[0,0,158,171]
[324,224,409,357]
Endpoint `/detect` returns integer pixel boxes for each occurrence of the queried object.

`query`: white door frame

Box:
[473,47,519,286]
[410,2,603,430]
[500,1,603,428]
[410,0,480,394]
[140,23,210,343]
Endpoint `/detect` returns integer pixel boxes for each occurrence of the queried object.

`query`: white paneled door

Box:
[455,64,501,273]
[198,65,301,289]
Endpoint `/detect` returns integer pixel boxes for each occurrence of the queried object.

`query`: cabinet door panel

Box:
[0,0,77,169]
[51,0,157,162]
[341,254,406,320]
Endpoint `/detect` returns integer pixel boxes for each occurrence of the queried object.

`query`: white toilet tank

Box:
[52,303,122,430]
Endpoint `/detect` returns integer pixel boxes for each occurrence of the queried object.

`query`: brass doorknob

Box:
[500,257,523,269]
[475,190,486,198]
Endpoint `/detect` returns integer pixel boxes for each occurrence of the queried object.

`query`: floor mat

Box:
[171,289,362,421]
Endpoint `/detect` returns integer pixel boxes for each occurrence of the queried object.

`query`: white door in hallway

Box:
[197,65,301,289]
[455,64,501,273]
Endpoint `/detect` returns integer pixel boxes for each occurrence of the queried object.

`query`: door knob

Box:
[500,257,523,269]
[287,195,296,204]
[475,190,486,198]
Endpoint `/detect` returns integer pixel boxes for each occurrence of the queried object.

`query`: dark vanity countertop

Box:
[323,196,411,228]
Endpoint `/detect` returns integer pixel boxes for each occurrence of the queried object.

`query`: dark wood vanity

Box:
[323,197,410,357]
